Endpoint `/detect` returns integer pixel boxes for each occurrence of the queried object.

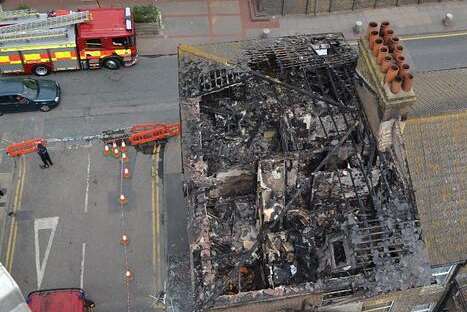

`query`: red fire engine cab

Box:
[0,7,138,76]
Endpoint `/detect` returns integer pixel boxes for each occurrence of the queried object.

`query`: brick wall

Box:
[259,0,431,15]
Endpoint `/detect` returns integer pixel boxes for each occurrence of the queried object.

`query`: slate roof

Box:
[410,68,467,118]
[403,111,467,265]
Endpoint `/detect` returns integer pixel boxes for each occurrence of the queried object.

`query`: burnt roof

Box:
[179,34,431,311]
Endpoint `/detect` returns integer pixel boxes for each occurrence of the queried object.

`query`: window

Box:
[362,301,394,312]
[411,303,434,312]
[112,37,129,47]
[16,95,28,104]
[22,79,38,99]
[86,39,102,48]
[431,265,454,285]
[0,95,14,104]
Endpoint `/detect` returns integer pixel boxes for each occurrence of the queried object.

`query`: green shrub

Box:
[16,4,31,10]
[133,5,162,24]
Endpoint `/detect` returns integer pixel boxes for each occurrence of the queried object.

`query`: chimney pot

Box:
[390,76,403,94]
[385,65,399,83]
[402,73,414,92]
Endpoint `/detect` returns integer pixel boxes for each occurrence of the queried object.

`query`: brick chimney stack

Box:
[355,21,416,135]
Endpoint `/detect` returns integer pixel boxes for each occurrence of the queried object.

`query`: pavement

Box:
[2,0,467,55]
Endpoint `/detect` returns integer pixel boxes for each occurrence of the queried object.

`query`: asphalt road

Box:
[0,56,183,312]
[402,34,467,72]
[8,146,156,311]
[0,56,179,141]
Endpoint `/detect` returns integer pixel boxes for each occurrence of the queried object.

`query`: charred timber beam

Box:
[314,69,343,132]
[252,68,346,111]
[326,66,345,106]
[179,44,345,109]
[314,121,359,172]
[325,70,376,199]
[335,171,352,212]
[345,166,367,212]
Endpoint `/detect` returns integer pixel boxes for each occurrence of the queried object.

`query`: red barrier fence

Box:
[6,138,46,157]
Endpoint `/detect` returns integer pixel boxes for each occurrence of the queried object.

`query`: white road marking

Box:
[84,152,91,213]
[80,243,86,289]
[34,217,59,289]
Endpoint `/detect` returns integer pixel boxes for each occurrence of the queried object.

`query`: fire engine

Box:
[27,288,95,312]
[0,7,138,76]
[1,262,95,312]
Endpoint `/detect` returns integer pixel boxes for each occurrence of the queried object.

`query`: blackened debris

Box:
[179,34,429,311]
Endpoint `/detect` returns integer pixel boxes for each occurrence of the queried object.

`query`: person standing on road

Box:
[37,143,53,168]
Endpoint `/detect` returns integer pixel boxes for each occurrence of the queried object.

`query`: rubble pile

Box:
[179,34,430,311]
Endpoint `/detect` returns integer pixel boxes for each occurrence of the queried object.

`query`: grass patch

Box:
[16,4,31,10]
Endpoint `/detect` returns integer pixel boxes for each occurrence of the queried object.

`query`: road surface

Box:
[402,34,467,72]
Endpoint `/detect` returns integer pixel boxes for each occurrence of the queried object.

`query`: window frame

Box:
[85,38,103,49]
[0,95,17,104]
[112,37,130,47]
[431,265,455,285]
[411,303,434,312]
[362,301,394,312]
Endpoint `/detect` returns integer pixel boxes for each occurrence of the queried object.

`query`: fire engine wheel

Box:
[103,58,121,70]
[39,105,51,112]
[33,65,50,76]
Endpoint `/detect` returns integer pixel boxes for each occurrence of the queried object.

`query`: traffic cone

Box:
[112,142,120,158]
[119,194,127,205]
[121,152,128,163]
[121,140,127,153]
[120,234,129,246]
[125,270,133,282]
[123,167,131,179]
[103,144,110,156]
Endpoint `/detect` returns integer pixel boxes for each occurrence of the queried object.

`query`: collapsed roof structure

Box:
[178,33,431,311]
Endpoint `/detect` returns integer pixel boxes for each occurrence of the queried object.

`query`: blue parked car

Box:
[0,78,60,115]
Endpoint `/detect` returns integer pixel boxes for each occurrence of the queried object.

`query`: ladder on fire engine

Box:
[0,28,69,43]
[0,11,90,40]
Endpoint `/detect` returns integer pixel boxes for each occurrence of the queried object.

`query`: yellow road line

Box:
[9,157,26,271]
[4,159,21,269]
[400,31,467,41]
[152,144,162,290]
[5,156,26,271]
